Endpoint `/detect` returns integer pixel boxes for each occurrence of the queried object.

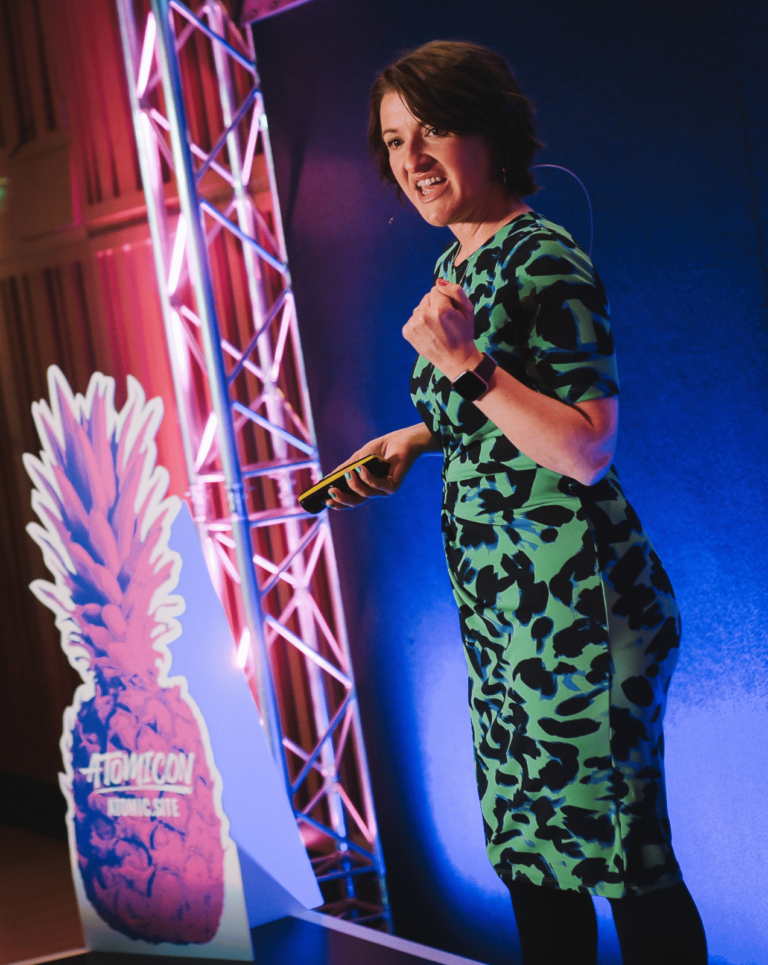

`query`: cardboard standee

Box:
[25,367,321,960]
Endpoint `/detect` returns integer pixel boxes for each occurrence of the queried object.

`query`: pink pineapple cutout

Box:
[25,367,225,945]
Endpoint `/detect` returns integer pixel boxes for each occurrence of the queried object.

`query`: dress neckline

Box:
[451,210,537,280]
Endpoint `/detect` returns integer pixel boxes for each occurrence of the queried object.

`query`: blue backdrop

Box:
[252,2,768,962]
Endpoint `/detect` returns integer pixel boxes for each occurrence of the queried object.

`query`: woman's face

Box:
[380,91,499,228]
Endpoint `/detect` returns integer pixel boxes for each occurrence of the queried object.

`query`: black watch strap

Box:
[451,352,498,402]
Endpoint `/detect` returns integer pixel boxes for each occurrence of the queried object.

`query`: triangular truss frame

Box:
[115,0,390,926]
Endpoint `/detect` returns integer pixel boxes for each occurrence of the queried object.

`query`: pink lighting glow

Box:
[168,215,187,294]
[169,310,190,389]
[236,628,251,669]
[136,14,157,99]
[194,412,217,472]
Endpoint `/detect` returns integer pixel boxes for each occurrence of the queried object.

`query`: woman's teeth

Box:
[417,176,446,194]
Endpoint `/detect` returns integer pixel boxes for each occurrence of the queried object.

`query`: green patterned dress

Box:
[410,212,683,898]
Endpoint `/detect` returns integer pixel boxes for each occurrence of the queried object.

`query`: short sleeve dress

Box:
[410,211,684,899]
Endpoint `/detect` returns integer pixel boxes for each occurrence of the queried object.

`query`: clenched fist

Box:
[402,278,483,381]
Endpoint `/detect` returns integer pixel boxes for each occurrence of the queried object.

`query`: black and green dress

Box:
[410,211,683,898]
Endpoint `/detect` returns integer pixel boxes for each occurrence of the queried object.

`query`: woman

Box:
[326,41,707,965]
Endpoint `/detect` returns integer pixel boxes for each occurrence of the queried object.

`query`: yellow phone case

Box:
[299,455,389,514]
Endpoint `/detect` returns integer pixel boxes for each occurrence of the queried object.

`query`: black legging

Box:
[506,876,707,965]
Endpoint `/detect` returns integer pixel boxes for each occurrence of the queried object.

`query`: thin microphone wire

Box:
[531,163,594,258]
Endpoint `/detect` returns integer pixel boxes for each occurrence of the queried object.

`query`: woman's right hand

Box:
[325,423,439,510]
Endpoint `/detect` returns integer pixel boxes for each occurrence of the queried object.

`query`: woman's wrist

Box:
[399,422,440,454]
[441,347,485,383]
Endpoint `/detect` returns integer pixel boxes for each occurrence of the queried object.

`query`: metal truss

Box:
[115,0,390,927]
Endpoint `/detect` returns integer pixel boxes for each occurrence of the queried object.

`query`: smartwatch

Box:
[451,352,498,402]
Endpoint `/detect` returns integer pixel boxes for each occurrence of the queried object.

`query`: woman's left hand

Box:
[402,278,483,380]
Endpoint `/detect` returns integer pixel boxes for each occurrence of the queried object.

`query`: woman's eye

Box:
[425,127,446,137]
[386,138,402,150]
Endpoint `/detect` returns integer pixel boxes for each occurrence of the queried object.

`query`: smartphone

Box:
[298,455,390,514]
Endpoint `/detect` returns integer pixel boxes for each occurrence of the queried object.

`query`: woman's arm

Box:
[403,279,617,487]
[325,422,439,509]
[463,362,616,486]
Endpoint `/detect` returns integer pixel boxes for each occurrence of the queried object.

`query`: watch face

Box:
[452,370,488,402]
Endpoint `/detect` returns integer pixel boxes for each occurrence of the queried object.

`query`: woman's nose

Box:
[404,137,431,173]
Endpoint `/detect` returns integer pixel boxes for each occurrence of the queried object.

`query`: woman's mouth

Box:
[415,176,447,201]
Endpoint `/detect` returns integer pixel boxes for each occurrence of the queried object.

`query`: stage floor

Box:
[0,826,484,965]
[6,917,484,965]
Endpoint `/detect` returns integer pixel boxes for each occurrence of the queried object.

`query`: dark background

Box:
[250,2,768,963]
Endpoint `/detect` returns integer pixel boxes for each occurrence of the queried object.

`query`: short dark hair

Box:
[368,41,543,202]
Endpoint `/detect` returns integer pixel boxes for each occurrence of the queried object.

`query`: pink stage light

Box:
[194,412,218,472]
[203,535,223,600]
[136,13,157,99]
[236,628,251,669]
[169,309,190,388]
[168,215,187,293]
